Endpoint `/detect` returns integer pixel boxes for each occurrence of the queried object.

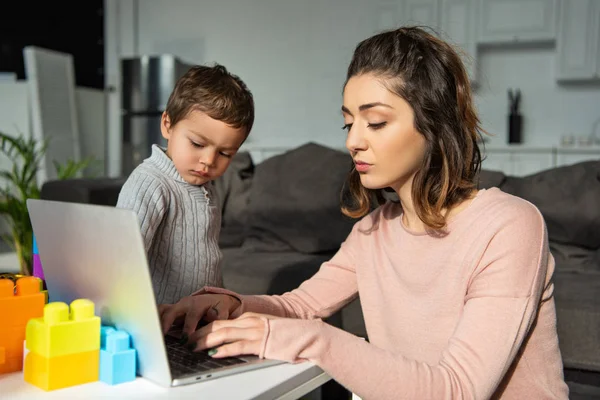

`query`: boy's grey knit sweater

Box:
[116,145,223,304]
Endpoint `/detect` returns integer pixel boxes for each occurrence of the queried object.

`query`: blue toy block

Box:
[99,326,136,385]
[32,233,38,255]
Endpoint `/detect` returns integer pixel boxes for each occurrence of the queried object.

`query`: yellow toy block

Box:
[24,349,99,391]
[26,299,101,358]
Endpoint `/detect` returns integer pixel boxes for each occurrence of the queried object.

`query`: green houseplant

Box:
[0,131,92,276]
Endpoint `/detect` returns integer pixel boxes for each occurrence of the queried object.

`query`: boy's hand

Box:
[159,294,240,337]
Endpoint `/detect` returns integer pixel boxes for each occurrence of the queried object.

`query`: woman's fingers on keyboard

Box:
[189,317,265,352]
[209,339,263,358]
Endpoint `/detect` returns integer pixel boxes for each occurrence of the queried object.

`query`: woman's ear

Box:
[160,112,172,140]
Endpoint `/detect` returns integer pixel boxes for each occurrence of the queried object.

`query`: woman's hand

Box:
[186,312,279,358]
[158,293,241,336]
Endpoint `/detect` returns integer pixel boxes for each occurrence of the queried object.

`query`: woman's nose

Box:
[346,126,367,153]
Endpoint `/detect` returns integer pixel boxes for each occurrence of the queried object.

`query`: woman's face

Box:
[342,73,427,193]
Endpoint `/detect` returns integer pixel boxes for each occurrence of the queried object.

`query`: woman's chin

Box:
[359,176,390,190]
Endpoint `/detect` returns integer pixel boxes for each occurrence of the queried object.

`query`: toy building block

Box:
[24,299,101,391]
[0,277,45,374]
[32,254,45,281]
[26,299,101,357]
[24,348,99,391]
[33,233,38,254]
[0,346,4,364]
[0,277,45,326]
[32,234,45,280]
[99,326,136,385]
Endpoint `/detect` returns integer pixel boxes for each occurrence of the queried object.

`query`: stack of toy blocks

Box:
[32,233,45,281]
[0,277,45,374]
[100,326,137,385]
[24,299,101,390]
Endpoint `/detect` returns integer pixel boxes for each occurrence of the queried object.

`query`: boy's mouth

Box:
[191,170,211,178]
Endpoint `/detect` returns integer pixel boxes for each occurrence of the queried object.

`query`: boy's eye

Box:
[191,141,204,148]
[219,152,233,158]
[368,122,387,130]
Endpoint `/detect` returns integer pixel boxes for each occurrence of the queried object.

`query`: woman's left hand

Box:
[186,312,279,358]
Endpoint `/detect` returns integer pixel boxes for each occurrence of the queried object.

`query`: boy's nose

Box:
[200,150,217,167]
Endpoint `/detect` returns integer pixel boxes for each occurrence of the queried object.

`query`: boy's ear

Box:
[160,112,172,140]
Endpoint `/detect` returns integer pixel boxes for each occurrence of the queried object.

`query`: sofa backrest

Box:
[239,142,355,254]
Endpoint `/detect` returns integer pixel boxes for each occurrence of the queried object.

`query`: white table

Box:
[0,362,329,400]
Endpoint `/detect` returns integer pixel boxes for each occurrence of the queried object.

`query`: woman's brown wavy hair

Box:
[341,26,484,230]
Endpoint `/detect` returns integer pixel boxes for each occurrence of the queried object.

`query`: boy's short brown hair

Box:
[165,63,254,135]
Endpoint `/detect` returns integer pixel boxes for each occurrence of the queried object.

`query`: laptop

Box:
[27,199,283,387]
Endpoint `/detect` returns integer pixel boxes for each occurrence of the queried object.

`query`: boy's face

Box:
[160,110,247,186]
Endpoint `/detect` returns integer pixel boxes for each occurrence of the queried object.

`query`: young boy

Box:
[116,64,254,305]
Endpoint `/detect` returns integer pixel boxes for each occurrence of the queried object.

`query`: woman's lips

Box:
[354,161,372,172]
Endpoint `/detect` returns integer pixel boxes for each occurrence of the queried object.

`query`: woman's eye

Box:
[368,122,387,130]
[191,141,204,148]
[341,123,353,132]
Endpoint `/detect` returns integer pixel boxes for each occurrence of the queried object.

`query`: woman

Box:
[159,27,569,399]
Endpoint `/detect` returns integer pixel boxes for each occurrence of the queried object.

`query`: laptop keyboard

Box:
[165,334,248,377]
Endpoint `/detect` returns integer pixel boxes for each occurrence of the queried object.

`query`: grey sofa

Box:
[40,143,600,376]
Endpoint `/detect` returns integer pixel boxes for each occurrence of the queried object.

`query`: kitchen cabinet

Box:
[556,147,600,167]
[555,0,600,81]
[440,0,478,82]
[404,0,440,27]
[482,145,600,176]
[398,0,479,84]
[482,146,554,176]
[478,0,558,44]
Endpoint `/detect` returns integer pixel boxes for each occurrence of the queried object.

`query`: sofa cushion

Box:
[550,242,600,272]
[244,142,355,254]
[213,152,254,248]
[40,178,126,206]
[554,270,600,371]
[477,169,506,189]
[500,161,600,250]
[221,247,331,295]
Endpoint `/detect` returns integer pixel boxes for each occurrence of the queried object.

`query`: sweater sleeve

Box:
[259,203,552,400]
[116,173,169,252]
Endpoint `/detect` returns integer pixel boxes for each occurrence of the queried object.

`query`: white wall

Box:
[76,87,106,176]
[104,0,600,175]
[0,81,30,140]
[0,82,106,252]
[0,81,30,252]
[476,46,600,146]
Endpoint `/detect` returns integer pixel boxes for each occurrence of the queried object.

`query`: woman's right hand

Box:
[158,293,241,336]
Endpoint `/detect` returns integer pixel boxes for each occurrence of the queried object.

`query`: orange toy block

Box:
[24,349,100,391]
[0,325,26,373]
[0,346,4,364]
[0,277,45,373]
[0,277,45,326]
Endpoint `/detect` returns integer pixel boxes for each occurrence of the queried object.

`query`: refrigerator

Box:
[121,55,192,176]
